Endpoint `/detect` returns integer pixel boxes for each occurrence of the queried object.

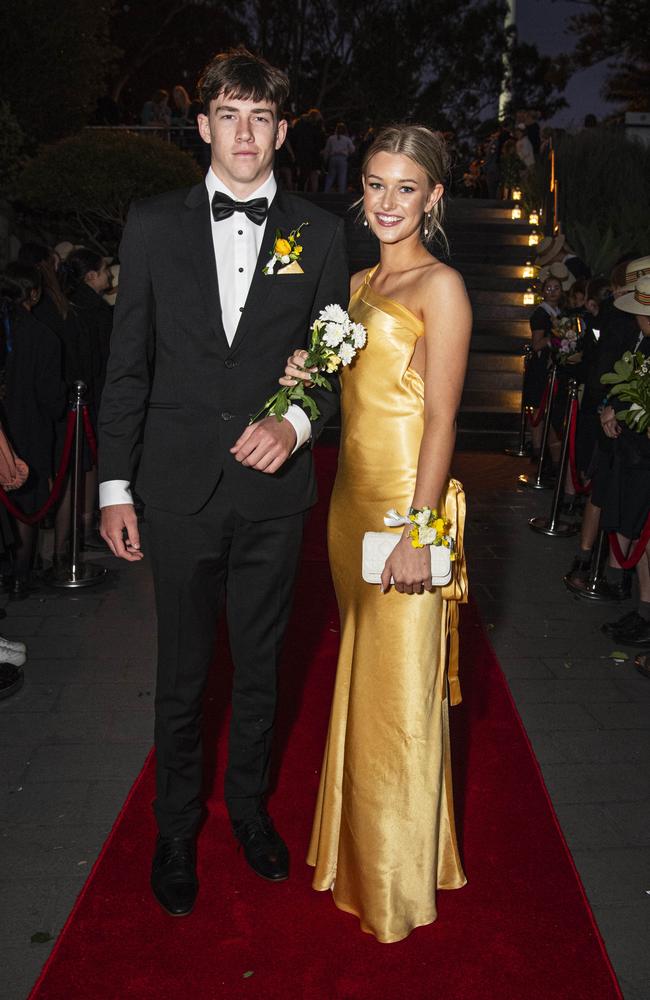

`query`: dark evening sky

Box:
[515,0,613,126]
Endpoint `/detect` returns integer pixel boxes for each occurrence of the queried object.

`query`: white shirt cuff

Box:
[284,404,312,453]
[99,480,134,507]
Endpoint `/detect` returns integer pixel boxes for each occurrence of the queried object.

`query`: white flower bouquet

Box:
[250,304,367,423]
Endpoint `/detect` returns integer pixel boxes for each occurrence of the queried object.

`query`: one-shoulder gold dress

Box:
[307,267,467,943]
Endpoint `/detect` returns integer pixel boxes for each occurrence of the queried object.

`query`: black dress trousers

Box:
[145,483,306,838]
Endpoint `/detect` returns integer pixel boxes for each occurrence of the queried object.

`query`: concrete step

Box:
[469,288,532,306]
[473,302,533,322]
[462,274,532,292]
[460,388,521,416]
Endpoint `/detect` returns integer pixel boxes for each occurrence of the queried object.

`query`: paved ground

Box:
[1,451,649,1000]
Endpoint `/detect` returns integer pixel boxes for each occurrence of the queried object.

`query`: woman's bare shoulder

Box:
[421,258,467,296]
[350,267,372,296]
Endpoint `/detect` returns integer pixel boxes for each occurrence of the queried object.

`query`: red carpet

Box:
[30,448,621,1000]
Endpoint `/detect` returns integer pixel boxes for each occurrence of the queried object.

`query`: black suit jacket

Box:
[98,183,348,518]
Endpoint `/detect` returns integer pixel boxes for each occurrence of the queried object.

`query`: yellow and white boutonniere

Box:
[263,222,309,275]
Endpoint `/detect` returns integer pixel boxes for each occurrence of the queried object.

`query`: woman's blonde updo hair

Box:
[360,124,451,252]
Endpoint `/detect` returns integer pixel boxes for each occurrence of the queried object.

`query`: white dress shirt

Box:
[99,168,311,508]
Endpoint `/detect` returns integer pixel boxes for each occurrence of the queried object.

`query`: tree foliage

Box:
[566,0,650,112]
[553,128,650,275]
[108,1,246,112]
[16,130,202,254]
[0,103,28,199]
[0,0,116,142]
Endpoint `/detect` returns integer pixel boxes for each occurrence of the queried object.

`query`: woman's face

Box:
[542,279,562,306]
[363,151,442,247]
[85,259,111,294]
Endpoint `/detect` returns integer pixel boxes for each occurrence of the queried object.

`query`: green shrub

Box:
[16,129,203,254]
[0,102,27,199]
[554,128,650,276]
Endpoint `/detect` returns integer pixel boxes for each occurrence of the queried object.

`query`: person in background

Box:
[0,264,66,598]
[523,274,564,459]
[171,85,194,125]
[323,122,355,193]
[16,243,79,382]
[141,90,171,127]
[59,249,113,550]
[524,109,541,157]
[514,125,535,171]
[291,108,326,192]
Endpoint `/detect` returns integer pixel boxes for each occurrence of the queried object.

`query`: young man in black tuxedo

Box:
[98,49,348,916]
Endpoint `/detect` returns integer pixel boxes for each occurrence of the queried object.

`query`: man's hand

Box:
[230,417,297,473]
[100,504,144,562]
[600,405,621,439]
[230,417,297,474]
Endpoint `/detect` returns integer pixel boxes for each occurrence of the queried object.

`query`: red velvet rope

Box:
[0,410,76,525]
[608,517,650,569]
[82,405,98,466]
[567,398,592,496]
[529,373,558,428]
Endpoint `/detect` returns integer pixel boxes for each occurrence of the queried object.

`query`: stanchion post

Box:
[50,381,107,589]
[518,363,557,490]
[564,528,615,600]
[529,378,579,537]
[505,346,532,457]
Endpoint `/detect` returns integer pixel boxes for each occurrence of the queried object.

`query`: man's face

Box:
[197,93,287,197]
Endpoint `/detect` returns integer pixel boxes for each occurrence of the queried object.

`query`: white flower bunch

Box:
[250,304,368,423]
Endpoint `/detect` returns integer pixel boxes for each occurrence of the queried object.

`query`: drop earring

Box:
[363,218,368,227]
[424,212,431,237]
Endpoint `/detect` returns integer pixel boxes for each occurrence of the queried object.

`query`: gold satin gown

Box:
[307,267,467,943]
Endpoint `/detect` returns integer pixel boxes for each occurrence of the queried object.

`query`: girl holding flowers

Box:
[282,125,472,942]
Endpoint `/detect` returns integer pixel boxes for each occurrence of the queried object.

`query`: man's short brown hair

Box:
[197,48,289,117]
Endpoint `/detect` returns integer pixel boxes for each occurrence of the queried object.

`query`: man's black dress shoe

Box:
[151,836,198,916]
[233,809,289,882]
[601,610,642,636]
[613,616,650,647]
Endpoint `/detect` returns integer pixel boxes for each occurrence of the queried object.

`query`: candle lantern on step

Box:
[523,287,535,306]
[528,209,539,226]
[528,230,541,247]
[511,205,522,220]
[512,188,522,201]
[522,261,536,279]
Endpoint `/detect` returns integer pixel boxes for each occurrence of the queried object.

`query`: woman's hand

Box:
[279,349,316,387]
[600,405,621,439]
[380,534,434,595]
[566,351,583,365]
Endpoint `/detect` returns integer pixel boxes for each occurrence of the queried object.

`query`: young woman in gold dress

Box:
[284,125,472,943]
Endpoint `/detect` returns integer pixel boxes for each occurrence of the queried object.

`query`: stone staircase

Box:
[303,193,533,450]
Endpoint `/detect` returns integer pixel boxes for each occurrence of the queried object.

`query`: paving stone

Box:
[0,946,53,1000]
[603,802,650,847]
[23,743,150,783]
[515,701,600,731]
[552,803,628,850]
[19,636,82,660]
[507,676,632,704]
[584,703,650,730]
[594,900,650,976]
[84,778,144,825]
[0,823,111,878]
[549,730,650,764]
[56,683,155,714]
[495,656,554,679]
[540,763,649,804]
[2,682,62,713]
[0,711,110,746]
[1,780,90,825]
[0,617,44,637]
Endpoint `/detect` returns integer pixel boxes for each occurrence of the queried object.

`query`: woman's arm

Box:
[381,266,472,593]
[412,266,472,508]
[531,327,550,352]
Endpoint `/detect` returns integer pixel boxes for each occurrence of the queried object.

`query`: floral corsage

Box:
[263,222,308,275]
[384,506,455,557]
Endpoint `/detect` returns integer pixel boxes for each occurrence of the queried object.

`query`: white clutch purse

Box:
[362,532,452,586]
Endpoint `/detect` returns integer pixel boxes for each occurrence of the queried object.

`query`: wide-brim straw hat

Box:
[538,260,575,292]
[621,256,650,293]
[614,275,650,316]
[535,234,567,267]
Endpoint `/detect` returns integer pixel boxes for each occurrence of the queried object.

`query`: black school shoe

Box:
[233,809,289,882]
[151,836,198,916]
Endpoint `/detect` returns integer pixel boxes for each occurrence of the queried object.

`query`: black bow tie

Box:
[211,191,269,225]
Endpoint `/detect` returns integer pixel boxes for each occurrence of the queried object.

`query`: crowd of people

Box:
[523,238,650,678]
[461,108,550,200]
[0,240,115,696]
